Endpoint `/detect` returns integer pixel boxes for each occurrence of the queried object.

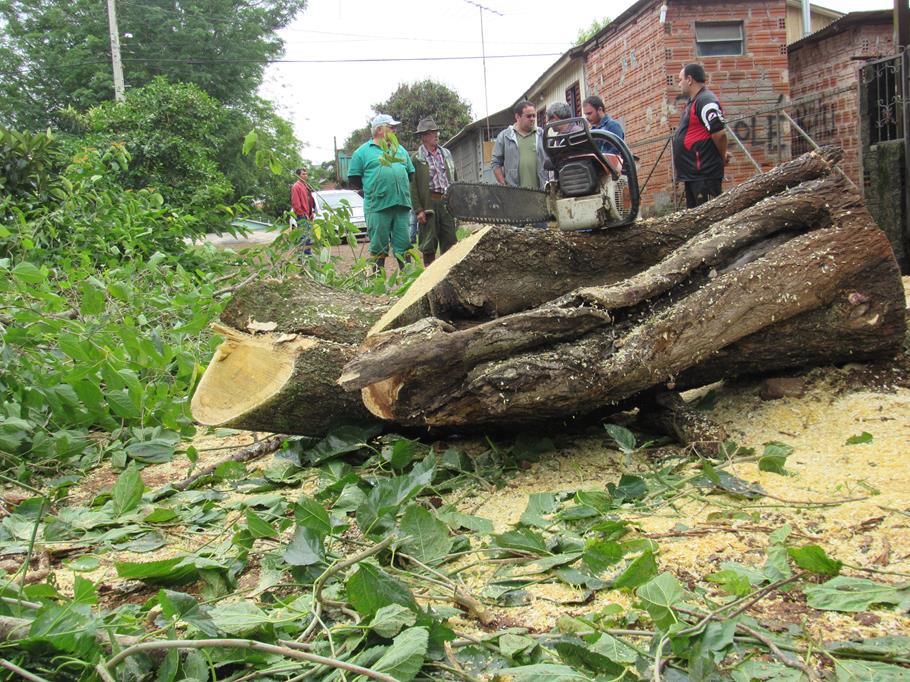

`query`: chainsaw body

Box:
[541,117,640,230]
[444,118,640,230]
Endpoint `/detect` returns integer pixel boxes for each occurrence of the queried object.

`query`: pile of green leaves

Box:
[2,424,908,681]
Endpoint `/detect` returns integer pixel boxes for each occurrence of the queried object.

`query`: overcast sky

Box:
[260,0,892,163]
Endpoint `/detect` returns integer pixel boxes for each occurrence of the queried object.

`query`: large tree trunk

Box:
[191,149,906,439]
[354,221,903,427]
[191,278,388,435]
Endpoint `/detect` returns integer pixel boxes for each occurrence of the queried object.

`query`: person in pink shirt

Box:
[290,167,316,253]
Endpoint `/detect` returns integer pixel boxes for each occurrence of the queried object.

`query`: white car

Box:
[313,189,367,240]
[191,218,279,250]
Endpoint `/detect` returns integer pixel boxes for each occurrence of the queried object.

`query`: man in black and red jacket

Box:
[673,63,729,208]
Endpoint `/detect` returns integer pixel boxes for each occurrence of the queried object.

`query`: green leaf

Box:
[382,437,421,469]
[827,636,910,658]
[590,632,639,664]
[694,465,766,499]
[112,462,144,517]
[306,423,382,464]
[436,506,493,534]
[144,508,178,524]
[294,495,332,536]
[759,441,793,475]
[115,557,198,585]
[554,640,626,676]
[520,492,560,528]
[245,509,278,539]
[635,571,684,628]
[499,632,538,659]
[497,664,592,681]
[834,659,909,681]
[805,576,907,612]
[156,649,179,682]
[706,569,752,597]
[491,527,549,556]
[107,388,140,420]
[242,130,258,155]
[583,540,625,574]
[370,627,428,682]
[400,504,453,565]
[64,555,101,572]
[209,601,271,636]
[607,474,647,501]
[845,431,873,445]
[346,562,417,618]
[612,549,658,590]
[79,278,105,316]
[125,439,176,464]
[11,261,45,283]
[282,526,325,566]
[369,603,417,639]
[786,544,842,576]
[604,423,636,454]
[159,589,220,637]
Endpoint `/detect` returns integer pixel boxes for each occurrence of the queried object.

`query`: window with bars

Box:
[565,81,582,117]
[695,21,744,56]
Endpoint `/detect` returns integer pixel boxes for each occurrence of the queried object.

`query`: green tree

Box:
[0,0,307,126]
[343,80,473,154]
[575,16,611,45]
[69,78,232,210]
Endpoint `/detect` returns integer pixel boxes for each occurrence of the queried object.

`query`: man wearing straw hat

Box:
[409,116,458,267]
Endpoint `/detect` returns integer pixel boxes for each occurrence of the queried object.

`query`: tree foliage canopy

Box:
[0,0,307,126]
[343,80,473,154]
[575,16,611,45]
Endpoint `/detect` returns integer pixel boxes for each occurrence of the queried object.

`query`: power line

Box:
[109,52,562,64]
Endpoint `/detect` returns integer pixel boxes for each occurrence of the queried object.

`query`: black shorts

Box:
[684,179,723,208]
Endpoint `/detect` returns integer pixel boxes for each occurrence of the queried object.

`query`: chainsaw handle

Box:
[595,130,640,226]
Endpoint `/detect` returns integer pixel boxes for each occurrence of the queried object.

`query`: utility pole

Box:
[106,0,125,101]
[463,0,503,142]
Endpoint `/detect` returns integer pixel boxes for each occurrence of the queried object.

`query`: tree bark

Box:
[374,147,844,333]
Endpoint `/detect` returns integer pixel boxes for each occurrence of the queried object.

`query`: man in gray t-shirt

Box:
[491,99,548,190]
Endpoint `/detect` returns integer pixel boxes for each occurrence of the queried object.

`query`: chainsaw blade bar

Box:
[445,182,551,225]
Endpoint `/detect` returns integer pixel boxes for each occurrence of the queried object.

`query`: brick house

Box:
[787,10,894,186]
[579,0,842,213]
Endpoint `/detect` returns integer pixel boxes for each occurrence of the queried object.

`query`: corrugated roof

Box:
[787,9,892,52]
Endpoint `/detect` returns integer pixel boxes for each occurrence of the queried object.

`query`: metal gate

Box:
[860,50,910,272]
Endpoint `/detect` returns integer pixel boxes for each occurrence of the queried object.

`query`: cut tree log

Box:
[191,278,388,435]
[373,146,844,333]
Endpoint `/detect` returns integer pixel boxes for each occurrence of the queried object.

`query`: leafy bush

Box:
[68,78,233,210]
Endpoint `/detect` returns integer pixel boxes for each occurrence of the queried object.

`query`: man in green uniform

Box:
[348,113,416,271]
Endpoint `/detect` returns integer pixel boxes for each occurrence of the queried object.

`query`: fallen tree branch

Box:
[97,638,400,682]
[163,434,289,494]
[0,658,52,682]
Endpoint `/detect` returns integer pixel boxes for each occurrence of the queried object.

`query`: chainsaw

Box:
[445,117,640,230]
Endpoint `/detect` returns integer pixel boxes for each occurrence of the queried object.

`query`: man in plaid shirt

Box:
[409,117,458,267]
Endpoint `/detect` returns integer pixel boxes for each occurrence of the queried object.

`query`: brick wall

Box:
[583,0,790,214]
[788,22,894,186]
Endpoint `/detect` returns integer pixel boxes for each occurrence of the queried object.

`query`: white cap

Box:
[370,113,401,127]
